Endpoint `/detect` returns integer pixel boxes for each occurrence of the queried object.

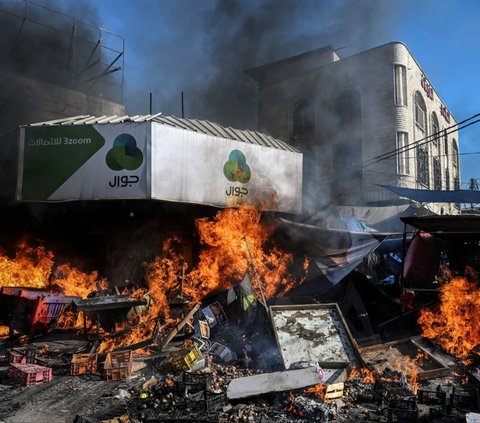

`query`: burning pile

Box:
[101,205,305,351]
[144,204,301,317]
[418,267,480,360]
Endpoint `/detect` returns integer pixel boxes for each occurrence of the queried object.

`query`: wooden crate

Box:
[104,350,133,381]
[325,382,345,400]
[70,353,98,375]
[9,363,52,386]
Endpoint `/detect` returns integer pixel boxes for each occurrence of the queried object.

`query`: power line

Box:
[362,112,480,167]
[363,112,479,165]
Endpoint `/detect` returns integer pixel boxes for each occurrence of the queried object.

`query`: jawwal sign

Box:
[16,122,302,213]
[18,124,149,201]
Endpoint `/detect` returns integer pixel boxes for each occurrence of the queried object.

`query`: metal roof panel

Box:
[21,114,298,152]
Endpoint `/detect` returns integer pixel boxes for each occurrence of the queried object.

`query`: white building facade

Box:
[247,42,460,215]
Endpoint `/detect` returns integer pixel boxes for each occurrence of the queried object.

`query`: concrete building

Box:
[247,42,460,215]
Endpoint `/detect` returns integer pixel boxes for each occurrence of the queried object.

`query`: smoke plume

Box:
[120,0,395,129]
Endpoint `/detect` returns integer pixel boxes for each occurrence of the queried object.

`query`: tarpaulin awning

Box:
[335,203,433,233]
[381,185,480,204]
[279,209,388,285]
[401,214,480,239]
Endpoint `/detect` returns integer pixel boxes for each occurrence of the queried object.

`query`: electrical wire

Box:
[362,112,480,167]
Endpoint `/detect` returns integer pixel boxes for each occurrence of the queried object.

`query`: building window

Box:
[414,92,427,132]
[394,65,407,106]
[416,147,429,186]
[443,130,449,171]
[443,130,449,155]
[397,132,410,175]
[431,112,439,146]
[445,168,450,190]
[433,157,441,190]
[291,101,314,149]
[335,89,361,125]
[452,140,459,189]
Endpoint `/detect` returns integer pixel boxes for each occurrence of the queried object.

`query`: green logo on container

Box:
[106,133,143,170]
[223,150,251,183]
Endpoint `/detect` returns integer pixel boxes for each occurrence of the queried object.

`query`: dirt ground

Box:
[0,374,130,423]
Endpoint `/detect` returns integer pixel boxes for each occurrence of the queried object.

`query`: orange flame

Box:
[394,351,424,395]
[349,367,376,384]
[101,205,304,352]
[51,264,107,298]
[144,205,303,309]
[0,239,106,298]
[305,383,327,400]
[0,325,9,337]
[0,240,53,289]
[285,391,303,416]
[418,267,480,360]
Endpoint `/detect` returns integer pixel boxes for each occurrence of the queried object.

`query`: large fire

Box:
[0,239,105,296]
[0,206,303,351]
[141,205,302,321]
[0,241,53,289]
[102,205,304,351]
[418,267,480,360]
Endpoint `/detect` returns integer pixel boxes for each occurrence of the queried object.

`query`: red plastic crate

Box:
[9,363,52,386]
[7,350,26,364]
[7,347,37,365]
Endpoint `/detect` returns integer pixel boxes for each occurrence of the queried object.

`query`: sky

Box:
[27,0,480,188]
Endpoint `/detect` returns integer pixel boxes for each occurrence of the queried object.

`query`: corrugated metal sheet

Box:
[25,114,298,152]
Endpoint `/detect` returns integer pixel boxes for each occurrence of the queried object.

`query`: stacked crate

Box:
[7,349,26,364]
[104,351,133,381]
[9,363,52,386]
[70,353,98,376]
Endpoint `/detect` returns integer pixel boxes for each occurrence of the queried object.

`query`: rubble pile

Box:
[2,288,479,423]
[1,210,480,422]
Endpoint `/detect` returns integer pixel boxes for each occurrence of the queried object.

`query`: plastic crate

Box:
[430,405,466,423]
[450,388,478,411]
[8,363,52,386]
[159,345,203,373]
[104,350,133,381]
[417,389,447,406]
[70,353,98,375]
[7,349,26,364]
[177,372,211,395]
[388,399,418,423]
[184,391,227,413]
[183,372,211,387]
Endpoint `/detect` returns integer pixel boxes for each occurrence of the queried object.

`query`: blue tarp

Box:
[381,185,480,204]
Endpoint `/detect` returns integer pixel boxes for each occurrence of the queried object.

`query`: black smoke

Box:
[0,0,103,203]
[117,0,395,129]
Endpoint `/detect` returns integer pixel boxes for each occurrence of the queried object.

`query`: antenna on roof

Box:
[181,91,185,118]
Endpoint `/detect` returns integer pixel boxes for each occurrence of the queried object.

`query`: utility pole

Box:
[469,178,479,191]
[469,178,479,211]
